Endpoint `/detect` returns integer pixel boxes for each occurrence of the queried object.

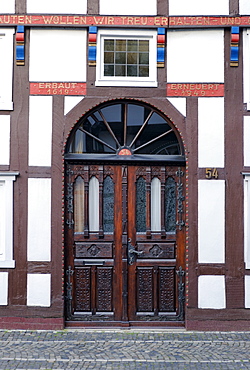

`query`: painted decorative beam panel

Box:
[167,83,224,97]
[157,27,165,68]
[30,82,86,95]
[88,26,97,66]
[230,26,240,67]
[0,14,250,27]
[16,25,25,65]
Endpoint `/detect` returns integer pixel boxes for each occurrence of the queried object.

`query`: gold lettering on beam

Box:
[167,83,224,97]
[108,17,114,25]
[30,82,86,95]
[93,16,105,24]
[0,14,249,26]
[141,17,148,25]
[42,16,53,24]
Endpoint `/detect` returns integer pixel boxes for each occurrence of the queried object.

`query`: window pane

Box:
[115,52,126,64]
[139,66,149,77]
[104,39,114,51]
[127,40,138,51]
[104,52,114,64]
[103,176,114,233]
[74,176,84,233]
[103,38,150,80]
[136,177,146,232]
[89,176,99,231]
[116,39,126,51]
[72,129,85,153]
[139,40,149,52]
[165,177,176,233]
[139,53,149,65]
[104,65,114,76]
[151,177,161,231]
[115,65,125,76]
[127,52,137,64]
[127,65,137,76]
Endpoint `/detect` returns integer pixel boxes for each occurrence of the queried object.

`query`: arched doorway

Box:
[64,100,186,326]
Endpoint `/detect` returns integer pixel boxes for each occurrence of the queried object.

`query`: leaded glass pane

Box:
[104,52,114,64]
[127,40,138,51]
[139,52,149,64]
[104,39,114,51]
[127,65,137,76]
[139,66,149,77]
[115,65,125,76]
[74,176,84,233]
[103,38,149,78]
[165,177,176,233]
[127,52,137,64]
[104,65,114,76]
[136,177,146,232]
[116,39,126,51]
[115,52,126,64]
[103,176,114,233]
[139,40,149,52]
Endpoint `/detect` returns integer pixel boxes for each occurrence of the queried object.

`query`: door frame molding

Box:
[63,99,187,327]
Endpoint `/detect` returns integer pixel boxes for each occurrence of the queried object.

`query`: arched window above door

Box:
[65,100,185,163]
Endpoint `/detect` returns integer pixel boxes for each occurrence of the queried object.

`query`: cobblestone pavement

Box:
[1,329,250,369]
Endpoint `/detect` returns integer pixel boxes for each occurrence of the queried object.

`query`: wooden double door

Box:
[65,163,185,325]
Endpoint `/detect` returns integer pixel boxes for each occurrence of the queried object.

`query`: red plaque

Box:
[0,15,250,28]
[30,82,86,96]
[167,83,224,97]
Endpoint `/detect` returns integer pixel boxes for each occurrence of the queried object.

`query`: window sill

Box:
[95,80,158,87]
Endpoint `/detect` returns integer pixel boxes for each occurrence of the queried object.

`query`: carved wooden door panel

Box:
[65,164,122,322]
[65,163,185,324]
[127,166,185,322]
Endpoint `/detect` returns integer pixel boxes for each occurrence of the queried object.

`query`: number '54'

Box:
[205,168,219,179]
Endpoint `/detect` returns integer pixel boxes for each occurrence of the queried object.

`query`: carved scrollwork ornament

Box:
[66,181,74,228]
[176,167,185,231]
[65,266,74,320]
[176,266,185,321]
[66,182,74,213]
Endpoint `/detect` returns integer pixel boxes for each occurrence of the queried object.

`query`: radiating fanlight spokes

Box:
[128,109,154,148]
[78,126,116,152]
[133,128,173,153]
[67,101,183,157]
[97,109,120,147]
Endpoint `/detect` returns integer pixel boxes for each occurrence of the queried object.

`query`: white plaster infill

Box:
[0,172,19,269]
[243,173,250,269]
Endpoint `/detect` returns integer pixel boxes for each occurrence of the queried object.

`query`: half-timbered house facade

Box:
[1,0,250,330]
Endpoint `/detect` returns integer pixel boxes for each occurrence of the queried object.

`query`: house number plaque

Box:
[205,168,219,179]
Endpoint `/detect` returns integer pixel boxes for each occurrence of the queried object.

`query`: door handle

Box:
[127,238,143,265]
[129,248,143,255]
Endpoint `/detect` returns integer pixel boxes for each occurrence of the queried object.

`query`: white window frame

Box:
[0,28,14,111]
[244,174,250,269]
[96,29,157,87]
[0,172,19,268]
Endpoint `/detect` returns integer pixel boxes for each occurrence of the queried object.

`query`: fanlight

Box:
[65,100,185,162]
